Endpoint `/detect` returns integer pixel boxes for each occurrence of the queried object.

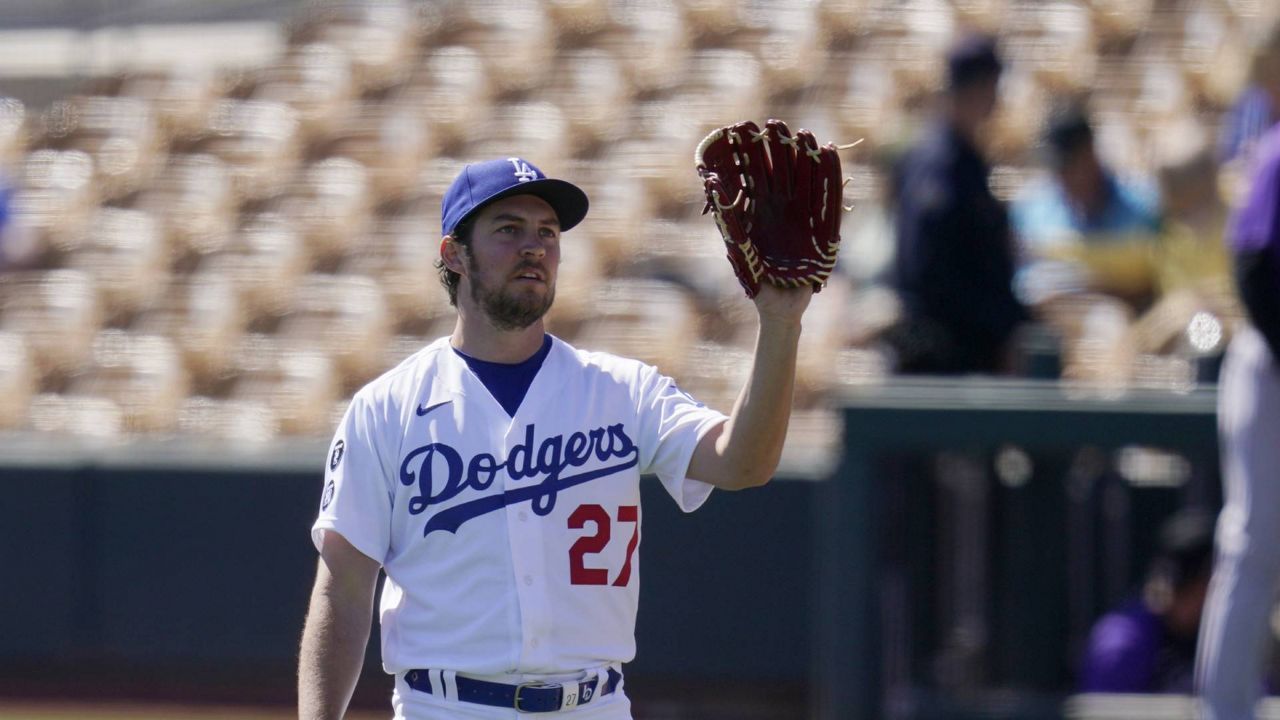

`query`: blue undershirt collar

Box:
[452,334,554,417]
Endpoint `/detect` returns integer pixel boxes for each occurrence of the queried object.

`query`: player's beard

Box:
[466,255,555,331]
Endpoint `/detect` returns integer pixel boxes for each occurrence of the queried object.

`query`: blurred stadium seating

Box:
[0,0,1273,447]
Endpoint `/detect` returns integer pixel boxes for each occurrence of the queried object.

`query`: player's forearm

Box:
[714,316,803,489]
[298,573,374,720]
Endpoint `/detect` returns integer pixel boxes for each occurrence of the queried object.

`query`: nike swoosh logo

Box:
[416,400,452,417]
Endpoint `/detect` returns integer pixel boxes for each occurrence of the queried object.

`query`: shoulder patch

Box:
[330,439,345,471]
[320,478,336,511]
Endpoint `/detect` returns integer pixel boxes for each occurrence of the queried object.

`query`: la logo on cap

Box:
[508,158,538,183]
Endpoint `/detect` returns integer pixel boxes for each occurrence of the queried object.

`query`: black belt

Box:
[405,667,622,713]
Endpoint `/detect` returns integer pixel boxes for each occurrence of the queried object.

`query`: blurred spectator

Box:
[1079,510,1215,694]
[1195,44,1280,716]
[1120,127,1239,363]
[1012,104,1162,312]
[884,34,1027,375]
[1218,22,1280,167]
[1150,132,1232,306]
[0,175,13,268]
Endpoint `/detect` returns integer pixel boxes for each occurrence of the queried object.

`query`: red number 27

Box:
[568,504,639,587]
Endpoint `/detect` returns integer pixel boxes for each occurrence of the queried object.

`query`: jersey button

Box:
[518,511,528,522]
[524,575,534,586]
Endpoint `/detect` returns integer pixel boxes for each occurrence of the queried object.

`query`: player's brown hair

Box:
[436,217,474,307]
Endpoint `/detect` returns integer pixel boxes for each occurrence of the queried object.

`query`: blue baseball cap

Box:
[441,157,589,237]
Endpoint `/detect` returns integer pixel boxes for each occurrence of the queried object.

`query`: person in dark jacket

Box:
[886,34,1027,374]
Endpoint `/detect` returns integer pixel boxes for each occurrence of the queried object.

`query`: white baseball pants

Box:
[1197,326,1280,719]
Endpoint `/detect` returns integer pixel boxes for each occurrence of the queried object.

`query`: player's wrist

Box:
[754,316,804,345]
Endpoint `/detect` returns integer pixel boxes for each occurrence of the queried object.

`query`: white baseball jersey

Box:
[312,334,726,679]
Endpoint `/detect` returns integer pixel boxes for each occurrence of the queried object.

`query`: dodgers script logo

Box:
[399,423,638,536]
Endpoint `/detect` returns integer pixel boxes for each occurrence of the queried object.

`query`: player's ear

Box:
[440,236,466,276]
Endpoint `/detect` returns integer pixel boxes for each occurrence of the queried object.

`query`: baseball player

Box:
[1195,24,1280,719]
[297,156,816,719]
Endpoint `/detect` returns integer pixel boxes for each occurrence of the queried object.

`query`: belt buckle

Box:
[514,680,558,713]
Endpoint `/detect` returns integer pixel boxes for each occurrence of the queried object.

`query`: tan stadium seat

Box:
[319,100,434,202]
[1128,52,1193,127]
[339,209,452,328]
[228,333,341,436]
[41,95,163,201]
[276,273,392,387]
[948,0,1005,34]
[449,1,556,95]
[779,409,842,472]
[196,212,309,321]
[1177,5,1251,109]
[252,43,356,144]
[279,157,374,263]
[398,47,493,150]
[1091,0,1152,45]
[611,94,720,210]
[833,57,906,146]
[678,0,743,39]
[544,0,616,43]
[0,269,100,379]
[572,278,699,378]
[599,129,697,215]
[544,50,631,155]
[197,99,302,202]
[130,275,245,393]
[1002,4,1098,95]
[541,224,603,333]
[791,277,858,402]
[135,153,238,257]
[380,316,458,370]
[64,207,168,322]
[632,218,734,298]
[118,69,222,142]
[465,103,570,169]
[678,49,765,127]
[600,1,691,94]
[675,341,752,415]
[756,31,826,100]
[857,0,955,38]
[0,331,35,429]
[412,156,469,204]
[64,330,189,433]
[859,32,946,101]
[288,0,417,92]
[176,395,279,441]
[10,149,98,252]
[829,346,891,389]
[383,332,441,371]
[577,172,654,275]
[813,0,869,41]
[0,97,28,171]
[25,392,123,437]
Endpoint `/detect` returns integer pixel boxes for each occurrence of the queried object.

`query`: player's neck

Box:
[450,316,547,363]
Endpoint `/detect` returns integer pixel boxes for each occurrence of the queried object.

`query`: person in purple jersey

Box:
[1195,25,1280,714]
[1079,510,1214,694]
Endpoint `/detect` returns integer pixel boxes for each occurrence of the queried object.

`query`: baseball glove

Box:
[695,119,849,298]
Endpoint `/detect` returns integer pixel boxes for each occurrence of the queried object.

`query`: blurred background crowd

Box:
[0,0,1274,445]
